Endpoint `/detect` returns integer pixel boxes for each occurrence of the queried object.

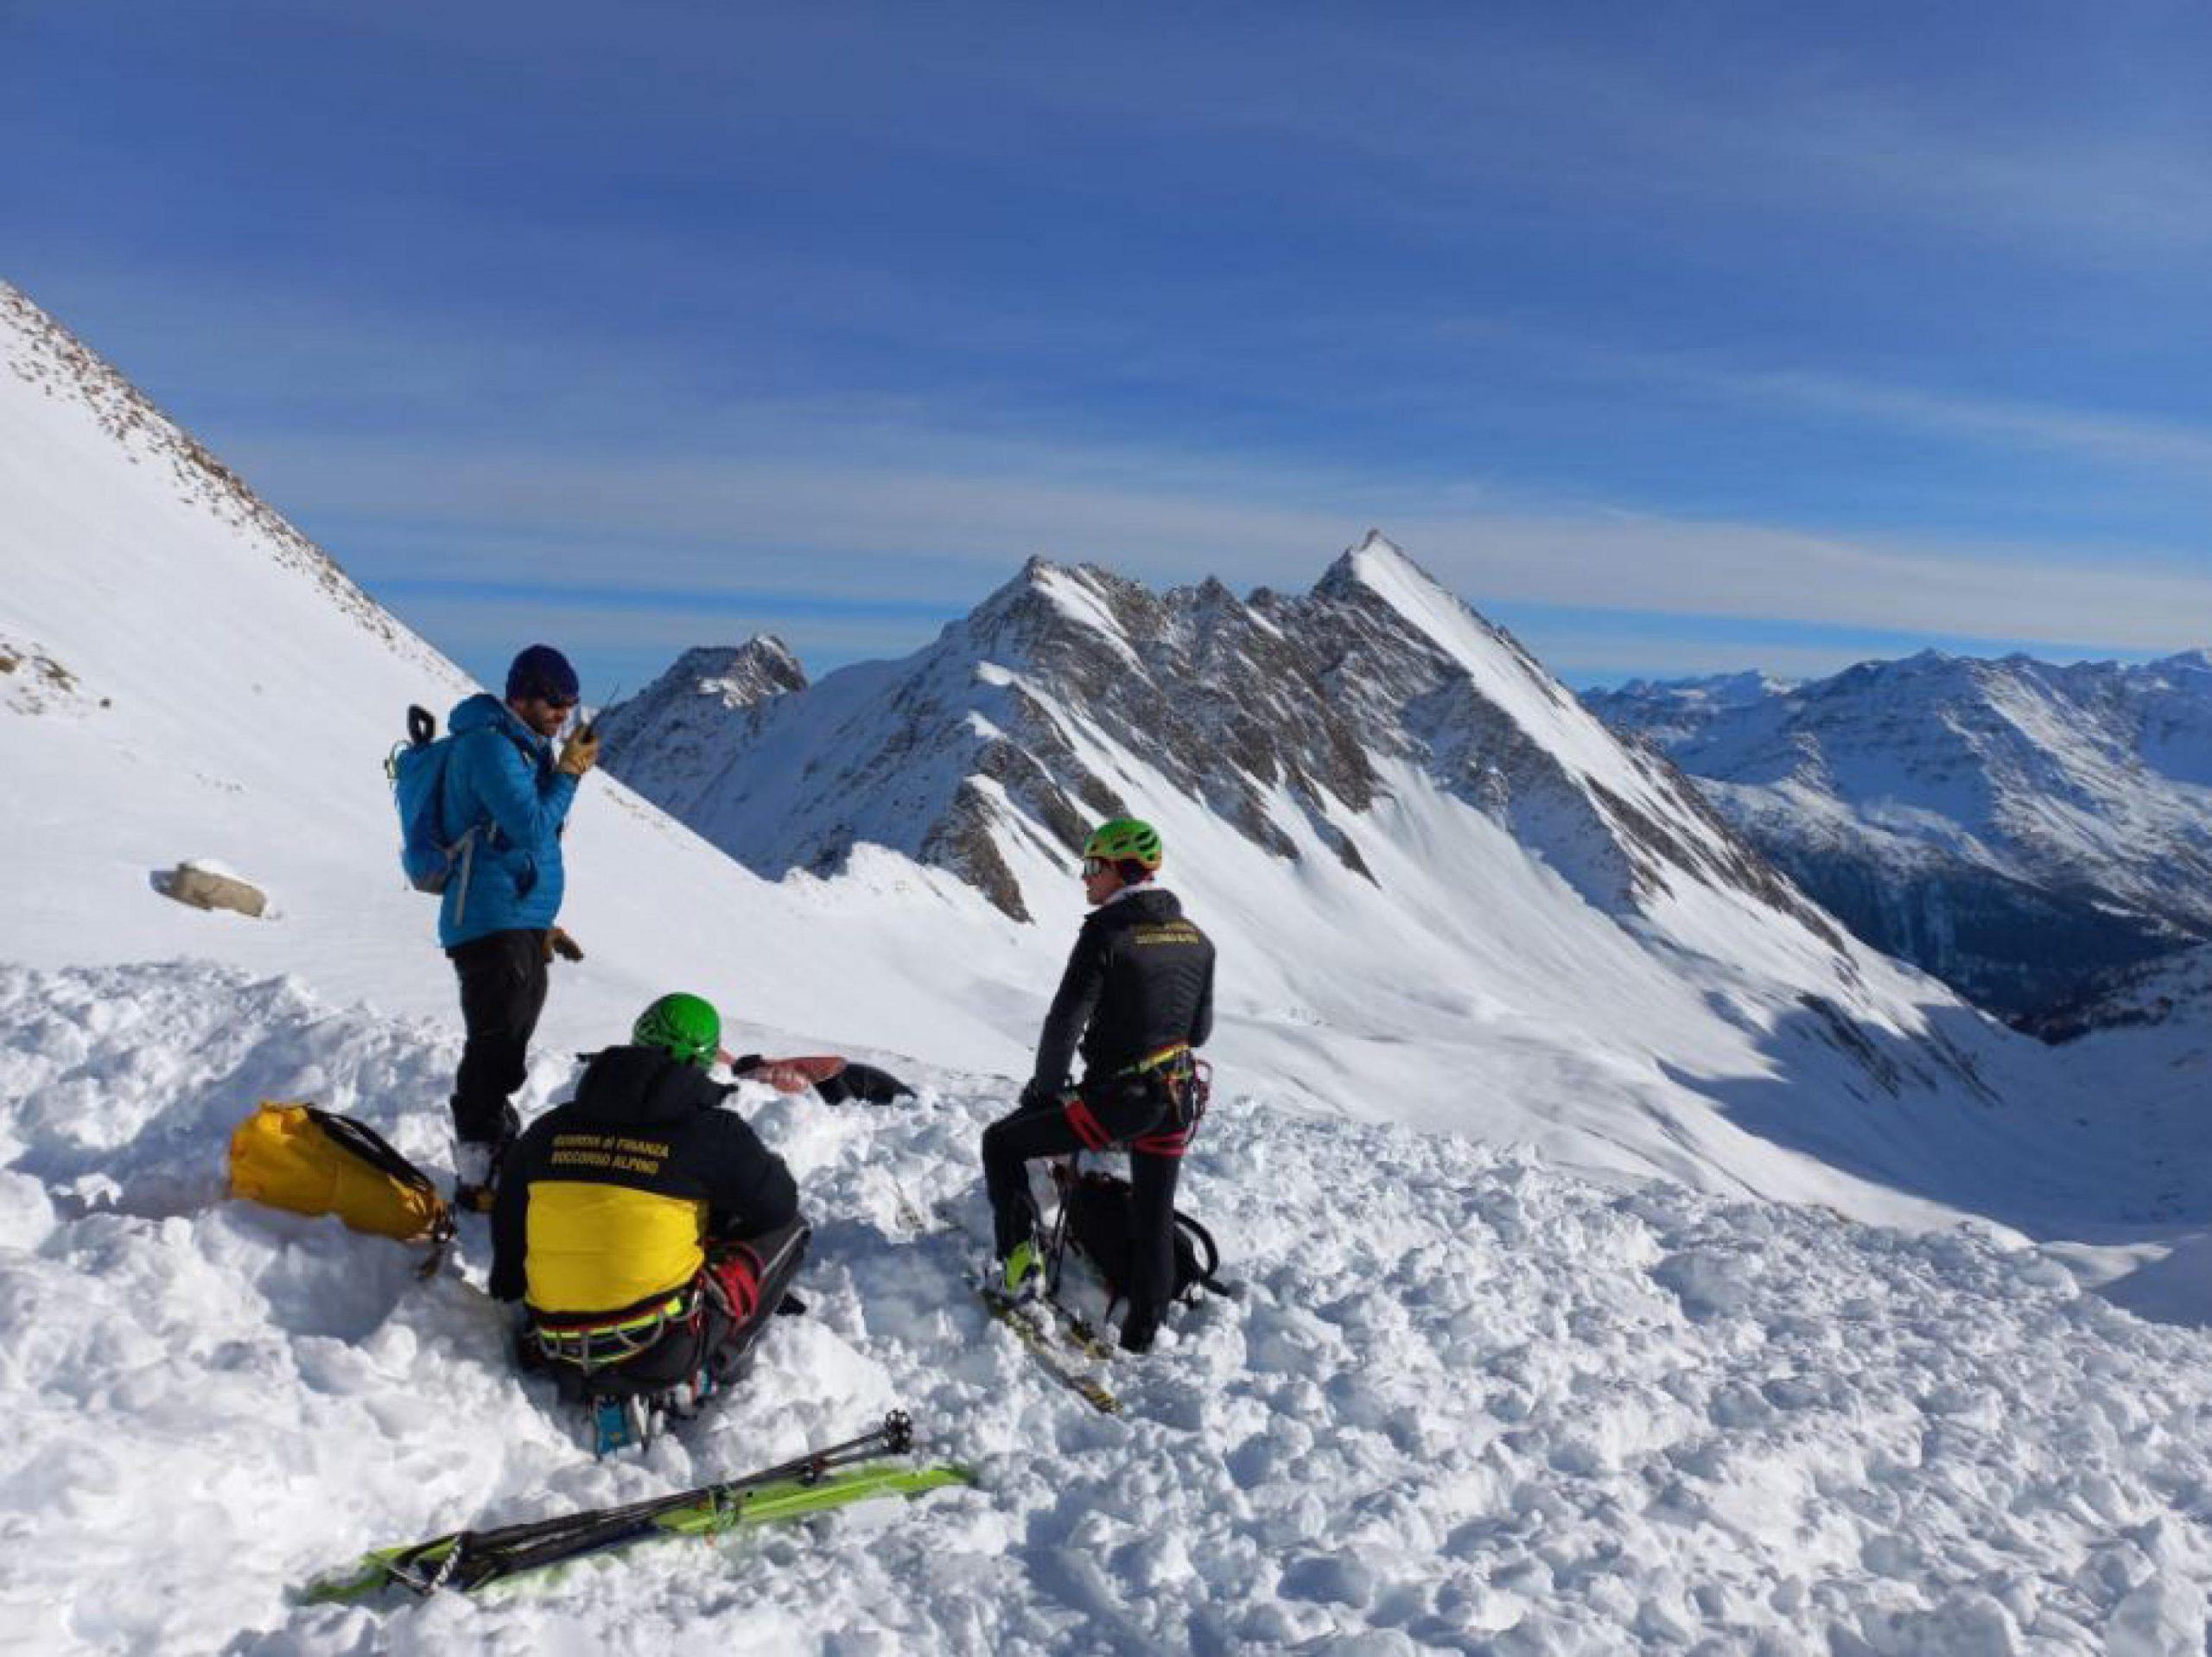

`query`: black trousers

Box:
[982,1075,1182,1320]
[447,929,548,1147]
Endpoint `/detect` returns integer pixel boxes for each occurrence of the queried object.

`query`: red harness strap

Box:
[704,1244,761,1324]
[1063,1096,1198,1158]
[1062,1094,1113,1151]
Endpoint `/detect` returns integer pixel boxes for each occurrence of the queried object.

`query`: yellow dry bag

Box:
[227,1102,453,1266]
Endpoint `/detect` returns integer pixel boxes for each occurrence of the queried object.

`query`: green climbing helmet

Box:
[632,992,721,1069]
[1082,817,1163,872]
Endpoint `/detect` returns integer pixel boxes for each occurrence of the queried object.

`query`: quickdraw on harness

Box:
[1060,1043,1211,1159]
[531,1283,701,1374]
[530,1245,762,1374]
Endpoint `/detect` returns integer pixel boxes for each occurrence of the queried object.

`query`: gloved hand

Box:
[544,926,584,963]
[556,727,601,778]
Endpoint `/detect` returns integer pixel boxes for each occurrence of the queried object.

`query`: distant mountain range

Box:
[601,534,1834,941]
[1586,652,2212,1023]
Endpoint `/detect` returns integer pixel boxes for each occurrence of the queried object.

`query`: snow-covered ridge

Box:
[2030,942,2212,1045]
[593,638,808,820]
[607,530,1836,949]
[1588,651,2212,1021]
[1,283,436,670]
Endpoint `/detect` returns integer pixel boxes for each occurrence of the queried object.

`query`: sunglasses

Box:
[1080,857,1109,878]
[532,692,579,711]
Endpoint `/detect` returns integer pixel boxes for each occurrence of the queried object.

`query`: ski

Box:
[976,1286,1122,1415]
[936,1195,1119,1364]
[1037,1293,1116,1362]
[301,1412,971,1602]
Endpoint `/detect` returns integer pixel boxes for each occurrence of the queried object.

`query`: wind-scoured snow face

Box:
[1591,652,2212,1020]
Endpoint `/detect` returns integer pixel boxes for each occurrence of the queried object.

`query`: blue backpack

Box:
[386,706,480,894]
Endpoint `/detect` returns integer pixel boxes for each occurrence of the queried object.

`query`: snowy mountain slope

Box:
[6,277,2203,1233]
[595,536,2197,1233]
[0,282,1035,1074]
[9,961,2212,1654]
[10,280,2212,1651]
[1588,653,2212,1021]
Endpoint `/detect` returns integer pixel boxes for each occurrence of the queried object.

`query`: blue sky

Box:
[9,1,2210,694]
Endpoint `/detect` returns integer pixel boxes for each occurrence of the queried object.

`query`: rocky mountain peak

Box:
[1313,528,1425,600]
[667,637,808,705]
[595,634,810,819]
[605,543,1837,948]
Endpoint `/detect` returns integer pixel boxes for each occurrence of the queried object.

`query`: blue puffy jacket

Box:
[437,693,580,949]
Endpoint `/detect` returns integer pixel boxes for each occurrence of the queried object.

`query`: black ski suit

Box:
[492,1044,807,1393]
[983,883,1216,1330]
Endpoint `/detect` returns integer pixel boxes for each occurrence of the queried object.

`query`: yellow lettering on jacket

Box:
[546,1131,669,1178]
[1134,922,1204,947]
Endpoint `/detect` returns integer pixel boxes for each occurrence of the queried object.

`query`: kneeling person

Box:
[490,993,807,1398]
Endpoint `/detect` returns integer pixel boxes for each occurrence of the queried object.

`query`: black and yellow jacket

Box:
[488,1044,799,1315]
[1032,885,1217,1092]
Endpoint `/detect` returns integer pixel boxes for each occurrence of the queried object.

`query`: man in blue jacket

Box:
[441,644,601,1209]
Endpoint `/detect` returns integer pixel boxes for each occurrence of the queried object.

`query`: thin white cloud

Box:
[390,593,925,657]
[1707,369,2212,481]
[1396,513,2212,654]
[1416,319,2212,486]
[264,424,2212,657]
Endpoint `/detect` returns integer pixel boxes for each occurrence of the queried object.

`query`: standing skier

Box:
[439,644,599,1209]
[983,817,1216,1353]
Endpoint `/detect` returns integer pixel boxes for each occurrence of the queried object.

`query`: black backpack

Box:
[1058,1168,1235,1308]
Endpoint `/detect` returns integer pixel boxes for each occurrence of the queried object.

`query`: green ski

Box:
[302,1412,971,1602]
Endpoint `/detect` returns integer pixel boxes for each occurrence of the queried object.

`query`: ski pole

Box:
[1045,1152,1079,1297]
[383,1412,917,1593]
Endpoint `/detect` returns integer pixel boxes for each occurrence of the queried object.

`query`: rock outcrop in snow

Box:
[1589,651,2212,1022]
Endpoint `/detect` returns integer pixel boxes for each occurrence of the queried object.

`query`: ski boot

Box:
[452,1139,502,1214]
[986,1238,1046,1308]
[588,1394,654,1457]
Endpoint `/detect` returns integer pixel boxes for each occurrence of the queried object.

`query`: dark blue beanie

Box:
[505,644,580,703]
